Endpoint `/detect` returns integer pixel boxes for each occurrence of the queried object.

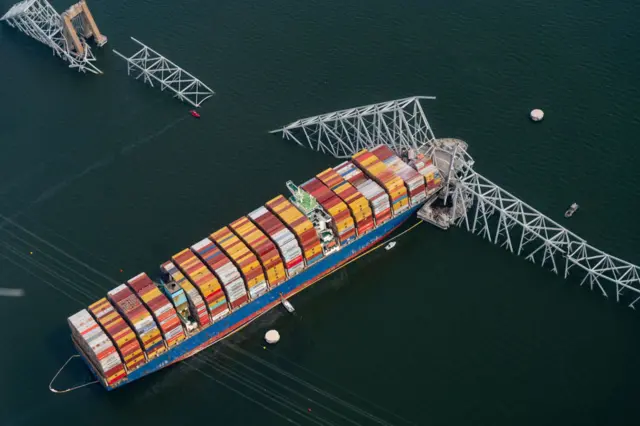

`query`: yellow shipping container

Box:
[266,264,286,284]
[212,295,227,305]
[124,348,142,362]
[141,289,162,303]
[115,332,137,347]
[106,370,125,383]
[167,336,184,348]
[100,311,119,324]
[141,332,161,345]
[126,354,145,369]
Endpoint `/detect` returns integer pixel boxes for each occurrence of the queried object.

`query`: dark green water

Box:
[1,0,640,424]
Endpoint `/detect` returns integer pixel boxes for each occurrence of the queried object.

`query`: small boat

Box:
[564,203,579,218]
[190,110,200,119]
[385,241,396,251]
[280,295,295,313]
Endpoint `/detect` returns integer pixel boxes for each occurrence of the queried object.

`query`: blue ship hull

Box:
[76,204,421,390]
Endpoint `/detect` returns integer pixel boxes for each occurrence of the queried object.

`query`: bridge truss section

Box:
[113,37,215,108]
[1,0,101,74]
[271,96,640,311]
[448,161,640,309]
[270,96,438,158]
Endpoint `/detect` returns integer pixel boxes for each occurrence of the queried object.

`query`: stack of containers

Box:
[172,249,230,323]
[352,149,410,215]
[230,217,286,287]
[300,178,356,245]
[88,298,146,372]
[410,153,443,194]
[316,168,375,236]
[191,238,249,309]
[107,284,166,360]
[266,195,323,266]
[249,206,305,277]
[210,226,269,299]
[127,273,186,349]
[68,309,127,386]
[370,145,427,206]
[161,261,210,328]
[333,161,392,226]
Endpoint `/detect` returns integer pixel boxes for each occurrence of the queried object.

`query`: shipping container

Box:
[409,153,443,195]
[316,167,375,236]
[333,161,391,226]
[88,298,146,372]
[191,237,250,309]
[127,272,186,349]
[107,284,166,360]
[352,149,410,216]
[210,226,269,299]
[229,216,286,287]
[248,206,305,277]
[68,309,127,385]
[171,249,230,323]
[300,177,356,246]
[161,261,210,328]
[266,195,323,266]
[370,145,427,206]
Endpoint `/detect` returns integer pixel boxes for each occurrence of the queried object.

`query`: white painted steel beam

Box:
[270,96,438,158]
[1,0,101,74]
[113,38,214,108]
[272,96,640,310]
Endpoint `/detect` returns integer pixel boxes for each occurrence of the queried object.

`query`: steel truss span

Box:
[273,96,640,310]
[1,0,101,74]
[113,38,214,108]
[270,96,437,158]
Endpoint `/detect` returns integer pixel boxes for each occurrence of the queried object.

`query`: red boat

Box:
[190,110,200,118]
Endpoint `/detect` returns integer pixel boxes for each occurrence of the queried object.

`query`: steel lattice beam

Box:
[113,38,215,108]
[450,162,640,307]
[270,96,438,158]
[272,96,640,311]
[1,0,102,74]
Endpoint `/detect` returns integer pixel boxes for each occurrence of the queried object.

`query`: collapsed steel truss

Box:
[1,0,101,74]
[113,38,214,108]
[270,96,437,158]
[272,96,640,309]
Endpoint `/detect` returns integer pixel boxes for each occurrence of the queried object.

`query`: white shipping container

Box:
[134,316,155,330]
[226,279,246,293]
[100,352,122,367]
[83,328,104,343]
[93,305,114,319]
[107,284,129,296]
[249,206,269,219]
[156,303,174,316]
[249,282,268,298]
[226,286,246,299]
[191,238,211,251]
[211,309,229,323]
[164,327,182,341]
[287,263,305,276]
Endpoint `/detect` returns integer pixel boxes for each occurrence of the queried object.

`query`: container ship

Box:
[67,146,443,390]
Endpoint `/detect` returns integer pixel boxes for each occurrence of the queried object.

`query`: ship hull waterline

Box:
[74,204,421,390]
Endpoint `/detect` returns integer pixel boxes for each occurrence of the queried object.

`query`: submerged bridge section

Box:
[1,0,105,74]
[270,96,640,309]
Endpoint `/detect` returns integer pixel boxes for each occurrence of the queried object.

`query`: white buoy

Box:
[530,109,544,122]
[265,330,280,344]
